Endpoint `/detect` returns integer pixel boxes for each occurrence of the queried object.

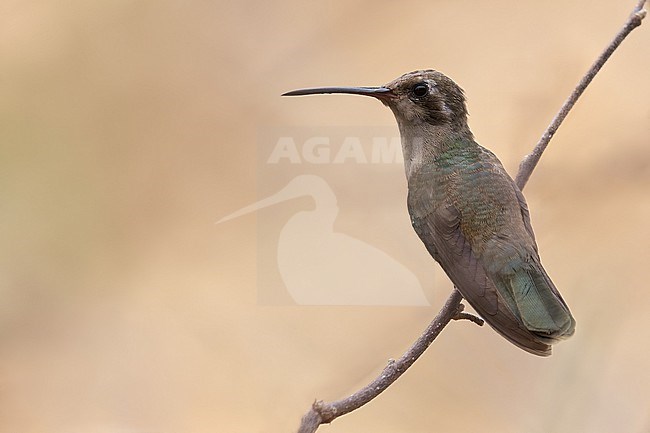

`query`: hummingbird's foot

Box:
[453,303,485,326]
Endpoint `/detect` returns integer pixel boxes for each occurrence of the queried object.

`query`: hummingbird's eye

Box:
[412,83,429,98]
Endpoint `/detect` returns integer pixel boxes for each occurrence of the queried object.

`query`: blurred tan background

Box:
[1,1,649,432]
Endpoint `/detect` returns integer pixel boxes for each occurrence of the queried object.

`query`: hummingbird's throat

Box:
[396,121,463,180]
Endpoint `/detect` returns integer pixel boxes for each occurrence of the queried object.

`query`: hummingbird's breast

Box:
[408,141,533,259]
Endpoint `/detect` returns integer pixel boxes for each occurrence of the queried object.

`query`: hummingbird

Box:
[283,69,575,356]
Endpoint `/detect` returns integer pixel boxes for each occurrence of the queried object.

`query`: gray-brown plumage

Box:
[284,69,575,356]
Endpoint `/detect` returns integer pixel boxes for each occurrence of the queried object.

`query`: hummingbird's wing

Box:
[411,200,553,356]
[510,187,575,332]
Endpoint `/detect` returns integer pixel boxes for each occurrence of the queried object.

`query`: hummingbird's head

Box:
[283,69,470,132]
[381,70,469,130]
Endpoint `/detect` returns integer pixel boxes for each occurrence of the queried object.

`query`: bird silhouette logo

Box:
[218,174,428,306]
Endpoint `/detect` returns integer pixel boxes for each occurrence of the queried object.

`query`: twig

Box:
[295,2,646,432]
[454,312,485,326]
[297,290,464,433]
[515,0,647,189]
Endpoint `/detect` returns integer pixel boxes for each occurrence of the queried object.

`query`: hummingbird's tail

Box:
[494,256,575,342]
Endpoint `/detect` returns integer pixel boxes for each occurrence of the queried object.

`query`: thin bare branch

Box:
[295,2,646,432]
[515,0,647,189]
[297,290,464,433]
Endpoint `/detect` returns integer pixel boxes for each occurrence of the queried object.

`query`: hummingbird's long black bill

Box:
[282,86,391,97]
